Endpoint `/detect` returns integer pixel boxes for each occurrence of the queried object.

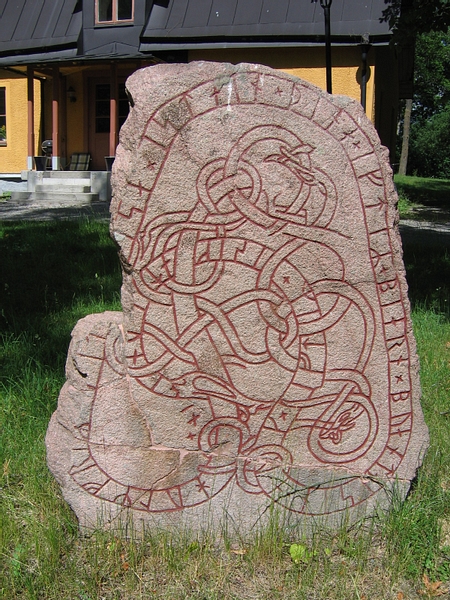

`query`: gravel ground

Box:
[399,218,450,246]
[0,198,110,221]
[0,179,27,194]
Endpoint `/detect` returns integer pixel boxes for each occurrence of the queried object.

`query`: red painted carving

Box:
[46,65,425,527]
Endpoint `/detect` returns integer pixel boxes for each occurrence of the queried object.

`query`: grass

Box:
[395,174,450,221]
[1,214,450,599]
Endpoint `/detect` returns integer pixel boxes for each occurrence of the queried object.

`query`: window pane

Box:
[96,118,110,134]
[96,84,110,101]
[118,0,132,20]
[95,85,110,133]
[96,100,110,117]
[98,0,112,21]
[0,89,6,142]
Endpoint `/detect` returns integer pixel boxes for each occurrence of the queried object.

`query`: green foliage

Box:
[396,189,415,217]
[289,543,317,564]
[408,104,450,178]
[396,29,450,178]
[413,30,450,123]
[0,124,6,141]
[383,0,450,39]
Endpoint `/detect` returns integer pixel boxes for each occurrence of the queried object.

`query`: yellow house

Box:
[0,0,411,177]
[0,70,42,172]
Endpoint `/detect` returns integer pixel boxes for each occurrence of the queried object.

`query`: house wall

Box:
[0,71,41,172]
[188,47,376,122]
[0,44,396,174]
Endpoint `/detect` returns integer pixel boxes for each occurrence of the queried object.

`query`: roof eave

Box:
[140,35,392,52]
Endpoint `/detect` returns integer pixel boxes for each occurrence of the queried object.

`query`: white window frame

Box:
[95,0,134,25]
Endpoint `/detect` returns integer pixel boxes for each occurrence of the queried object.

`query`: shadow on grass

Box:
[0,220,122,378]
[401,232,450,319]
[0,200,110,222]
[395,175,450,208]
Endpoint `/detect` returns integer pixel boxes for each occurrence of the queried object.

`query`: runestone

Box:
[46,62,429,535]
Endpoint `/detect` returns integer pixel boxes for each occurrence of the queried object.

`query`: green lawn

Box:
[395,174,450,221]
[1,216,449,599]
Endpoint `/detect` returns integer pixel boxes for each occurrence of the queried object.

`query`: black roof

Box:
[141,0,391,50]
[0,0,391,66]
[0,0,81,55]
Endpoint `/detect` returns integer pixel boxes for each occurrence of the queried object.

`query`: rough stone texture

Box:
[46,62,429,536]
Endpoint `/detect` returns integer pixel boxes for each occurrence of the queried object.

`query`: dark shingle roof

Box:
[0,0,81,55]
[140,0,391,50]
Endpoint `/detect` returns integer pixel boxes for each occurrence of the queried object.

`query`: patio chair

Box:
[66,153,92,171]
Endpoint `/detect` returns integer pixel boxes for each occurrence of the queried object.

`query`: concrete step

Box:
[10,191,31,201]
[35,184,91,193]
[35,178,91,187]
[10,191,99,204]
[39,170,92,179]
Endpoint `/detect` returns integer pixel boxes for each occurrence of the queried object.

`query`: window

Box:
[0,88,6,146]
[96,0,133,24]
[95,83,130,133]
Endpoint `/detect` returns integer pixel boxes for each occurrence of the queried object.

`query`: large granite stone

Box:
[46,62,429,536]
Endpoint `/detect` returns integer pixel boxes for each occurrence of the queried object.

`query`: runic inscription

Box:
[46,62,428,533]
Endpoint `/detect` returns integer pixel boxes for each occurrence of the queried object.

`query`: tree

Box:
[398,99,412,176]
[384,1,450,175]
[408,104,450,178]
[412,29,450,123]
[405,29,450,177]
[383,0,450,40]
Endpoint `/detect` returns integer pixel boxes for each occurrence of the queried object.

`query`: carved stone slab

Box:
[46,62,429,535]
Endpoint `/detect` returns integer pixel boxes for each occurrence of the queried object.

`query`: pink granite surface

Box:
[46,62,429,536]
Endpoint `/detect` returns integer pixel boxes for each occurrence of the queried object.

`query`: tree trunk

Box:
[399,98,412,175]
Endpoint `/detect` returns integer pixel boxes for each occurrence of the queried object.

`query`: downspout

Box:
[52,66,61,171]
[360,34,371,113]
[109,62,118,158]
[27,67,34,170]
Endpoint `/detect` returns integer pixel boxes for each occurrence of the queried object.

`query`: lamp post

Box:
[313,0,333,94]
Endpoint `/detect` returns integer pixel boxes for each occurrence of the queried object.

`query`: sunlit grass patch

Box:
[395,174,450,221]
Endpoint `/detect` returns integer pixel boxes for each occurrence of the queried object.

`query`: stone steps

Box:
[37,170,92,179]
[10,191,99,204]
[11,171,100,204]
[35,184,91,193]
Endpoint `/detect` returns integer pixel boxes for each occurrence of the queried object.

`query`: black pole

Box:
[361,48,368,109]
[321,0,332,94]
[360,34,370,111]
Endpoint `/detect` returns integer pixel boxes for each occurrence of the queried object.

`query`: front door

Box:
[88,78,129,170]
